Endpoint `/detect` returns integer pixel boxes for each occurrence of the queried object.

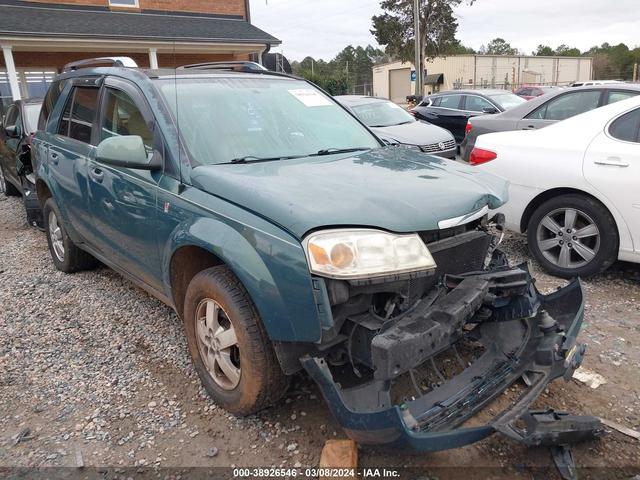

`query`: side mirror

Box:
[4,125,18,138]
[96,135,160,170]
[482,107,499,114]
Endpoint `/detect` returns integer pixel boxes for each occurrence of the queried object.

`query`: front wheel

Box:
[183,266,288,415]
[527,194,618,278]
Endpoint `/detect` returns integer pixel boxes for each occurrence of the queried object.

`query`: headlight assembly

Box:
[303,229,437,280]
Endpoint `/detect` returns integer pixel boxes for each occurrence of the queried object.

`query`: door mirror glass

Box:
[482,107,499,114]
[4,125,18,137]
[96,135,160,170]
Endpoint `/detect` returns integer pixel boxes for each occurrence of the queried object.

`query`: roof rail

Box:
[62,57,138,72]
[177,61,268,73]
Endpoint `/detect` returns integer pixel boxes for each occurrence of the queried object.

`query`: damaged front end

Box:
[301,217,589,451]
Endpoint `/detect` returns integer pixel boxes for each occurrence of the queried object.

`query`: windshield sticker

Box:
[288,89,333,107]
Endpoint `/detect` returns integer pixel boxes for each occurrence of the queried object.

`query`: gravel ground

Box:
[1,195,639,478]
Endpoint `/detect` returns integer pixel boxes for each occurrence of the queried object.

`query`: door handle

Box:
[89,167,105,182]
[594,157,630,167]
[522,125,536,130]
[50,152,59,165]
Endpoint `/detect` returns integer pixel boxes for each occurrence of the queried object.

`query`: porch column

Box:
[1,45,21,101]
[148,48,158,69]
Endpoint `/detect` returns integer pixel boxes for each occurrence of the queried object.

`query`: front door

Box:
[583,106,640,254]
[87,77,163,289]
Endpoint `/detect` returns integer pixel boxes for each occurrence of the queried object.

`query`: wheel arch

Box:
[163,218,322,344]
[520,187,619,237]
[35,178,53,209]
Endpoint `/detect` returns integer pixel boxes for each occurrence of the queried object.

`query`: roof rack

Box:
[177,61,268,73]
[62,57,138,73]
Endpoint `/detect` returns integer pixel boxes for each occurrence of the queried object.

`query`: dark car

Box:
[514,85,561,100]
[335,95,456,158]
[410,89,526,143]
[461,84,640,161]
[0,98,43,226]
[31,57,589,452]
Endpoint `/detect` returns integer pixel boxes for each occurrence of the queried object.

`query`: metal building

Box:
[373,55,594,103]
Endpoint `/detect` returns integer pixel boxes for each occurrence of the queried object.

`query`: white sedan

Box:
[470,96,640,278]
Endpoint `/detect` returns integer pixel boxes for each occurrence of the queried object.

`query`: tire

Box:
[0,165,20,196]
[527,194,618,278]
[43,198,99,273]
[183,265,288,415]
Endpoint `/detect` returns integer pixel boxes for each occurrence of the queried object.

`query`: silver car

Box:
[460,84,640,162]
[336,95,456,159]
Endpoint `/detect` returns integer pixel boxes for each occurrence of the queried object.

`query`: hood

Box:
[373,121,453,146]
[190,147,508,240]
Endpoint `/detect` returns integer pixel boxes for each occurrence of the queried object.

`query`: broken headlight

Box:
[303,229,437,280]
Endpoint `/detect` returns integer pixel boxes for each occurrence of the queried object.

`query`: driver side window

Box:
[99,87,154,152]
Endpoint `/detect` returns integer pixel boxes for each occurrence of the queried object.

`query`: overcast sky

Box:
[249,0,640,61]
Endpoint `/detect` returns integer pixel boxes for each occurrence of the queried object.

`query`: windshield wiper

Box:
[222,154,306,165]
[311,147,371,157]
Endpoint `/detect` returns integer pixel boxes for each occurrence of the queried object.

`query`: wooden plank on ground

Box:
[319,439,358,480]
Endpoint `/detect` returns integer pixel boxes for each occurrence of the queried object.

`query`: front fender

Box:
[162,216,323,343]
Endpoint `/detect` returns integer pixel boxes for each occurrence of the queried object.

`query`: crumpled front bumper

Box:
[302,264,586,451]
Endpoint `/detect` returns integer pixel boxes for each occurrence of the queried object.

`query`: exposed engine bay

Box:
[293,215,602,468]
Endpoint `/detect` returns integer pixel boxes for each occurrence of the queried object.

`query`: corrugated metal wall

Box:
[373,55,594,99]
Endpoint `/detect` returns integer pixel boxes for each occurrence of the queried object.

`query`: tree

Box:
[371,0,476,67]
[554,44,581,57]
[533,45,554,56]
[485,38,518,55]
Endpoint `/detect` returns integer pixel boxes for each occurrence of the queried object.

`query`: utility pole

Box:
[634,63,638,82]
[413,0,423,97]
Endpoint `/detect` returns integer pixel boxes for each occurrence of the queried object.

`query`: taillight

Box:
[469,147,497,166]
[465,121,472,135]
[409,110,416,116]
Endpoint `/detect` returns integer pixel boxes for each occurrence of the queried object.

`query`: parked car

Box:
[411,89,526,143]
[0,98,43,226]
[335,95,456,158]
[32,58,588,451]
[513,85,561,100]
[461,84,640,162]
[470,96,640,278]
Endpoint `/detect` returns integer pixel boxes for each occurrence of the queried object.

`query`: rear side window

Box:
[609,109,640,143]
[57,86,99,144]
[464,95,494,112]
[528,91,601,121]
[439,95,462,109]
[607,90,639,105]
[38,80,66,131]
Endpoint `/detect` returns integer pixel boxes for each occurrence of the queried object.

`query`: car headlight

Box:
[303,229,437,280]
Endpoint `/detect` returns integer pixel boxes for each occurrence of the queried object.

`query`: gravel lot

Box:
[1,194,639,478]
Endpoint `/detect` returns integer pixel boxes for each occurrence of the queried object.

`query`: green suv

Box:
[32,58,588,451]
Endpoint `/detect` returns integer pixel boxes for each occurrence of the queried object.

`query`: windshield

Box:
[24,104,41,133]
[488,93,527,110]
[351,100,415,127]
[156,77,380,165]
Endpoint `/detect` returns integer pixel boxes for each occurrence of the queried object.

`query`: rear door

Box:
[425,94,465,142]
[47,77,101,242]
[517,89,603,130]
[86,76,163,289]
[583,107,640,253]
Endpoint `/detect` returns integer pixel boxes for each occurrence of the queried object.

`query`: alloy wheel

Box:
[48,211,65,262]
[195,298,241,390]
[536,207,600,270]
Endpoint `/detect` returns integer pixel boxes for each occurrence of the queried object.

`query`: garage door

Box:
[389,68,411,103]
